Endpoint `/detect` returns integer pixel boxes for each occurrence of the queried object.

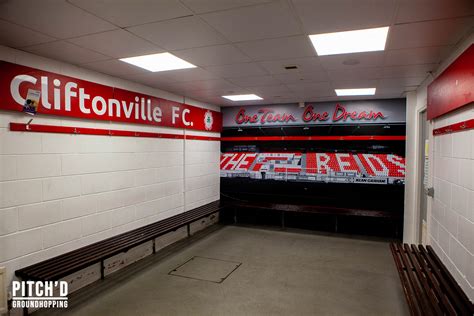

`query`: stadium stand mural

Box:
[220,99,406,237]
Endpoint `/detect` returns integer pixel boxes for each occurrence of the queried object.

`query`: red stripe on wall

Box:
[9,123,220,141]
[9,123,408,142]
[221,135,406,141]
[433,119,474,136]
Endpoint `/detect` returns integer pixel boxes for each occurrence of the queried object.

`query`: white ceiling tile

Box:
[236,36,315,61]
[156,82,198,96]
[308,94,400,102]
[273,71,329,84]
[331,79,378,89]
[378,77,427,88]
[192,86,252,98]
[81,59,149,77]
[384,46,450,66]
[319,52,385,70]
[172,44,251,66]
[267,96,300,104]
[387,17,474,49]
[0,0,116,39]
[251,85,292,96]
[292,91,336,100]
[68,29,163,58]
[150,81,202,94]
[192,95,224,106]
[326,67,382,81]
[204,62,268,78]
[292,0,396,34]
[228,75,281,87]
[69,0,192,27]
[201,1,301,42]
[374,86,406,96]
[23,41,110,64]
[145,68,221,82]
[286,81,333,95]
[181,0,272,14]
[127,16,227,51]
[186,79,241,91]
[382,64,438,78]
[0,20,56,48]
[258,57,324,74]
[127,72,181,88]
[396,0,474,24]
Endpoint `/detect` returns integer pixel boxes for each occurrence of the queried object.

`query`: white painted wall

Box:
[0,45,220,290]
[405,33,473,300]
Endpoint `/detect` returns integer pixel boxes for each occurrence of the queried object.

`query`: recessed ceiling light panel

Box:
[222,94,263,101]
[120,52,196,72]
[309,26,389,56]
[335,88,376,96]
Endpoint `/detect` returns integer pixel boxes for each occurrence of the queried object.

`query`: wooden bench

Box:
[390,243,474,316]
[224,200,401,234]
[16,201,222,282]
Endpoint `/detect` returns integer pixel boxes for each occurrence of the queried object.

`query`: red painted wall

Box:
[427,44,474,120]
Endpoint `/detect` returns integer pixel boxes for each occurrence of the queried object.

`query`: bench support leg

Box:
[187,224,190,237]
[100,260,105,280]
[281,211,285,230]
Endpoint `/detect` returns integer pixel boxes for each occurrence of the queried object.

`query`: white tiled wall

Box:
[406,33,474,301]
[0,45,220,289]
[429,104,474,300]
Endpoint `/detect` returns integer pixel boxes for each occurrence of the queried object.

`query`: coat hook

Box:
[25,118,33,130]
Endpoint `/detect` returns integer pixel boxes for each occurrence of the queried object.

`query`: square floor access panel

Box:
[169,256,241,283]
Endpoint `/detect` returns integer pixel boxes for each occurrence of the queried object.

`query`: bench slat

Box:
[390,243,422,316]
[25,209,218,280]
[17,201,219,273]
[37,219,191,280]
[409,245,454,315]
[24,207,217,277]
[403,244,442,316]
[19,202,219,276]
[390,243,474,316]
[424,245,473,315]
[16,201,221,281]
[38,210,219,280]
[396,243,431,315]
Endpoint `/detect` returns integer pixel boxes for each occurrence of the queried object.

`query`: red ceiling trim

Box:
[432,119,474,136]
[221,135,406,141]
[9,123,220,141]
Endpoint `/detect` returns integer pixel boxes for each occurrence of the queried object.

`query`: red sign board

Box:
[222,99,405,127]
[427,44,474,120]
[0,61,222,132]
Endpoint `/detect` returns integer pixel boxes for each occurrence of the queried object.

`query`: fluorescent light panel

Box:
[222,94,263,101]
[120,52,196,72]
[335,88,376,96]
[309,26,389,56]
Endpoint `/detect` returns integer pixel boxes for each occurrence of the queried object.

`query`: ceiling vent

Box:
[284,65,298,70]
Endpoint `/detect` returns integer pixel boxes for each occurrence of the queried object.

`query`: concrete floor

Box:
[37,225,409,316]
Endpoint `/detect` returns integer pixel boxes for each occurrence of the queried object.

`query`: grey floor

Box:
[37,225,409,316]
